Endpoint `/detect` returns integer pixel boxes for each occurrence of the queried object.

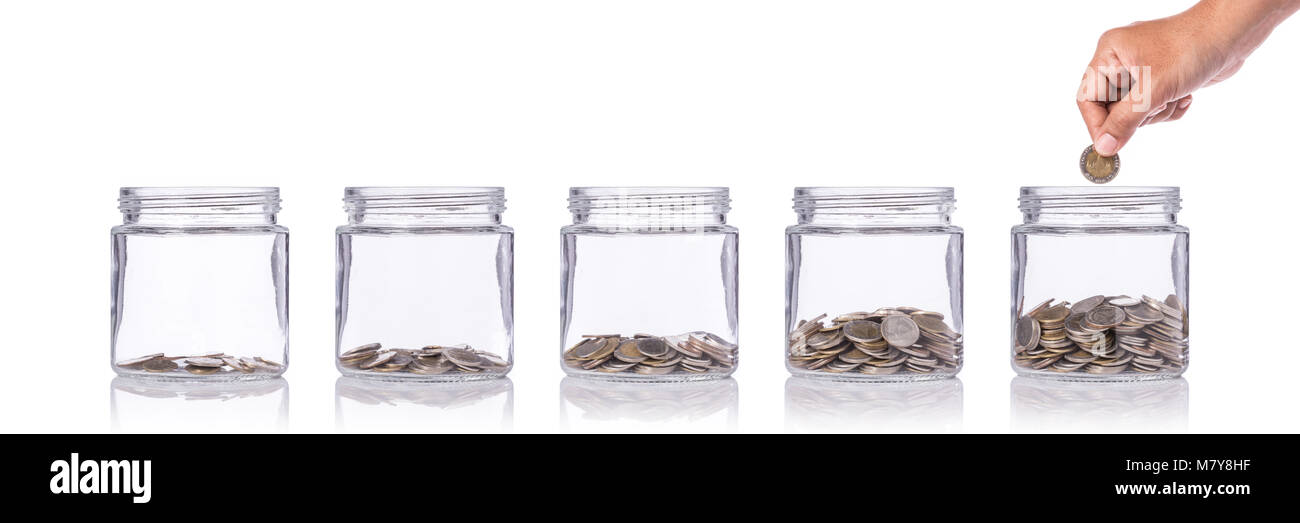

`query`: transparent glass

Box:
[786,187,963,382]
[111,187,288,381]
[561,187,739,381]
[336,187,512,381]
[1012,186,1189,381]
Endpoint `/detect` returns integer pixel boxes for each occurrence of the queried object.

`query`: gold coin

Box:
[1080,144,1119,183]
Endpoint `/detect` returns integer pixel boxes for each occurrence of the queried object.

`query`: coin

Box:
[116,354,165,367]
[341,343,381,357]
[1124,304,1163,324]
[1025,299,1054,318]
[842,318,883,343]
[252,357,283,370]
[614,339,647,363]
[359,351,396,369]
[1079,144,1119,183]
[880,315,920,348]
[1108,296,1140,307]
[223,356,254,373]
[911,314,955,337]
[1034,305,1070,325]
[1070,295,1106,315]
[142,358,179,372]
[570,338,604,359]
[635,337,671,359]
[1015,315,1040,349]
[442,348,483,368]
[1085,305,1126,329]
[185,357,225,368]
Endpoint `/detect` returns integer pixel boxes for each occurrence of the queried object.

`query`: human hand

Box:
[1077,0,1299,157]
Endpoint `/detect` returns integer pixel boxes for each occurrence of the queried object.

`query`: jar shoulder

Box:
[338,224,513,235]
[1011,224,1189,235]
[786,224,962,235]
[561,224,737,235]
[112,224,288,235]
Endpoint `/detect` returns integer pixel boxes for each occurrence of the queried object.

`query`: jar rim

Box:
[1020,186,1178,197]
[119,186,281,212]
[1019,186,1180,212]
[344,186,504,197]
[344,186,506,213]
[569,186,730,210]
[569,186,728,198]
[794,186,955,211]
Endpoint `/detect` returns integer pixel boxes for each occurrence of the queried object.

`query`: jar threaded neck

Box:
[793,187,955,226]
[568,187,730,228]
[344,187,506,226]
[119,187,281,226]
[1019,186,1180,226]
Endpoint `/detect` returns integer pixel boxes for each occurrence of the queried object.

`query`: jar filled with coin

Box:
[336,187,513,381]
[112,187,289,380]
[561,187,739,381]
[1012,186,1188,380]
[786,187,963,381]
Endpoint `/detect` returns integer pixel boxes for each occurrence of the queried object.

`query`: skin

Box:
[1077,0,1300,157]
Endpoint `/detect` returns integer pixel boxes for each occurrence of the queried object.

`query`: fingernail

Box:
[1095,133,1118,156]
[1178,98,1192,109]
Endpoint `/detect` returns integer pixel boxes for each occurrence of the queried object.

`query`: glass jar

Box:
[1012,186,1189,380]
[111,187,289,380]
[786,187,963,381]
[336,187,512,381]
[561,187,738,381]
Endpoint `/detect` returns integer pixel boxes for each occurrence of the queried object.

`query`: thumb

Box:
[1093,98,1148,156]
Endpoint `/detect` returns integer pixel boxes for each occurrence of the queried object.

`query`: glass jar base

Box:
[1013,367,1185,382]
[112,368,285,382]
[562,369,733,383]
[789,369,958,383]
[340,368,509,383]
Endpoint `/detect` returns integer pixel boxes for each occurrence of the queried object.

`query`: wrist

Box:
[1193,0,1298,60]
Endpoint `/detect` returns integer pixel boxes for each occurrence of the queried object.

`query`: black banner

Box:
[4,434,1292,511]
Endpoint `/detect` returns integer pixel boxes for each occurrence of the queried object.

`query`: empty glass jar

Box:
[1012,186,1189,380]
[336,187,512,381]
[786,187,963,381]
[112,187,289,380]
[561,187,739,381]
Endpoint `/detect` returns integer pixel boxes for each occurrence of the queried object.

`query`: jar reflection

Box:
[559,377,738,431]
[334,377,513,433]
[1010,376,1189,433]
[784,376,963,433]
[110,377,288,432]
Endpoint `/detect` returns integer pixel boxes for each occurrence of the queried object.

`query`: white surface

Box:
[1,0,1296,433]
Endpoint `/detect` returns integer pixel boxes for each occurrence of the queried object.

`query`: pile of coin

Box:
[1015,294,1187,375]
[339,343,509,376]
[789,307,962,376]
[563,332,737,376]
[115,353,284,375]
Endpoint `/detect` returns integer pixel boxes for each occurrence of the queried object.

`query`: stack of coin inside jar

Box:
[116,353,283,376]
[339,343,508,376]
[789,308,962,377]
[1015,294,1187,375]
[563,332,736,376]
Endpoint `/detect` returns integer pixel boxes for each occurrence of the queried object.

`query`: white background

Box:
[2,0,1296,433]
